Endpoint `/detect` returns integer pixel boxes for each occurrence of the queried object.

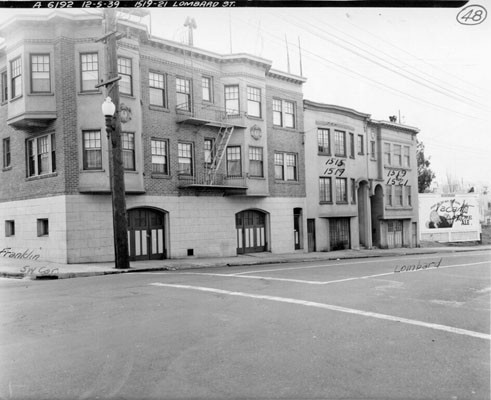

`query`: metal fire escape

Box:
[205,123,234,185]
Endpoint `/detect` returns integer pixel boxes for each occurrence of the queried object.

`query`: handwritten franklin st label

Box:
[394,258,442,273]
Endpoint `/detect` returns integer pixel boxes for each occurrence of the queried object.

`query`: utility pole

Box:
[97,9,130,269]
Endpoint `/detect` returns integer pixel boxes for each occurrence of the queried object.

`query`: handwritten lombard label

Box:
[394,258,442,273]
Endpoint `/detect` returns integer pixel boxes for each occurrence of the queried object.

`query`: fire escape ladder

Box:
[206,123,234,185]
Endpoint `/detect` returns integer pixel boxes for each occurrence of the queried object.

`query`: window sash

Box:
[403,146,410,167]
[225,85,239,115]
[285,153,297,180]
[26,134,55,177]
[284,101,295,128]
[226,146,242,177]
[320,177,332,202]
[83,130,102,170]
[31,54,50,93]
[334,130,346,156]
[274,153,284,180]
[151,139,168,174]
[149,72,165,107]
[204,139,213,164]
[357,135,364,155]
[384,143,391,165]
[249,146,263,177]
[351,178,356,203]
[394,185,403,205]
[118,57,132,95]
[336,178,347,203]
[81,53,98,92]
[11,58,22,98]
[318,129,330,153]
[176,78,191,111]
[122,132,135,171]
[3,138,10,168]
[247,87,261,117]
[1,72,8,102]
[273,99,282,126]
[178,143,193,175]
[202,76,212,102]
[393,144,402,166]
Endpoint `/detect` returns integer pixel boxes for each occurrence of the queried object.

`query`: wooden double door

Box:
[127,208,166,261]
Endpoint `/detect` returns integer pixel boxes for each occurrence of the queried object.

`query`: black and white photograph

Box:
[0,2,490,399]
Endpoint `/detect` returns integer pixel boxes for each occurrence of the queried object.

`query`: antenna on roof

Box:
[184,17,197,46]
[285,34,291,73]
[298,36,303,77]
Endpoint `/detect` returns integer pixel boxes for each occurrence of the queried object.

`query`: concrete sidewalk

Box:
[1,245,490,280]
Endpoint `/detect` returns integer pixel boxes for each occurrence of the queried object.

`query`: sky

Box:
[1,5,490,188]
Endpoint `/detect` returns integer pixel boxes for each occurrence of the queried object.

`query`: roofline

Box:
[370,119,420,133]
[267,69,307,85]
[304,99,371,119]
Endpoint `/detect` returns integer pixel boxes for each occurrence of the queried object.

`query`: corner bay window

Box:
[82,130,102,170]
[26,134,56,177]
[151,139,168,174]
[319,177,332,202]
[122,132,135,171]
[80,53,98,92]
[149,72,166,107]
[31,54,50,93]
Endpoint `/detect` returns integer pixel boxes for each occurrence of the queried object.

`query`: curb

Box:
[1,247,489,281]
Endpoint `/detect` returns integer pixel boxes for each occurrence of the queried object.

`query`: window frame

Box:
[30,54,51,93]
[349,132,355,158]
[370,141,376,160]
[202,76,213,103]
[406,185,412,206]
[319,176,332,203]
[1,70,7,103]
[317,128,330,154]
[246,86,262,118]
[336,177,348,203]
[82,130,102,171]
[122,132,135,171]
[394,185,403,206]
[226,146,242,178]
[117,56,133,96]
[386,185,393,206]
[248,146,263,178]
[403,146,410,167]
[357,134,364,155]
[178,141,194,176]
[384,143,391,165]
[334,130,346,157]
[151,138,169,175]
[351,178,356,204]
[80,52,99,92]
[3,137,11,169]
[37,218,49,237]
[10,57,22,99]
[149,71,166,108]
[274,152,284,180]
[224,84,240,116]
[176,77,192,112]
[272,98,296,128]
[26,134,56,177]
[5,220,15,237]
[204,138,214,166]
[393,144,402,166]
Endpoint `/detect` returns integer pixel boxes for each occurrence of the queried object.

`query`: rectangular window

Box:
[393,144,402,166]
[118,57,132,96]
[351,178,356,204]
[370,141,376,159]
[178,142,193,175]
[80,53,98,92]
[176,77,191,111]
[319,177,332,203]
[3,137,10,168]
[406,185,412,206]
[386,185,393,206]
[284,101,295,128]
[384,143,391,165]
[5,220,15,237]
[151,139,168,174]
[249,146,263,177]
[82,130,102,170]
[349,133,355,158]
[286,153,297,180]
[394,185,403,206]
[274,152,284,180]
[357,134,364,155]
[336,178,348,203]
[37,218,49,237]
[334,130,346,157]
[317,128,330,154]
[226,146,242,177]
[149,72,166,107]
[10,57,22,98]
[1,71,7,102]
[122,132,135,171]
[225,85,239,115]
[202,76,212,102]
[204,138,213,165]
[31,54,50,93]
[26,134,56,177]
[403,146,410,167]
[247,86,261,118]
[272,99,282,126]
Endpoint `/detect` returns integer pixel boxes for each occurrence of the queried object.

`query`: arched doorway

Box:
[127,208,167,261]
[235,210,267,254]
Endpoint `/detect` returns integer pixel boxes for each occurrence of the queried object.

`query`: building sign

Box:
[419,194,481,242]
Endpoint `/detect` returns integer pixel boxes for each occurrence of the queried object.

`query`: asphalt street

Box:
[1,250,490,400]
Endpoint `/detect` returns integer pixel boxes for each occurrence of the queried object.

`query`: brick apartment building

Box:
[0,11,307,263]
[304,100,420,251]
